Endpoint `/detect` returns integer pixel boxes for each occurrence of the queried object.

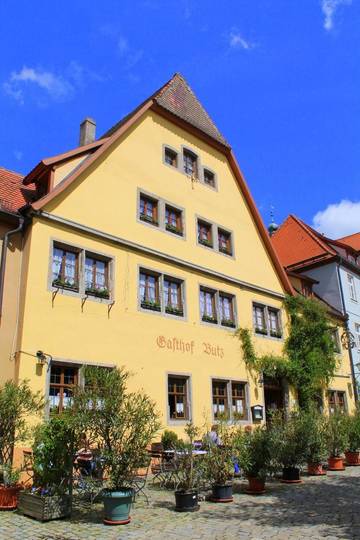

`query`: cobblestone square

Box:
[1,467,360,539]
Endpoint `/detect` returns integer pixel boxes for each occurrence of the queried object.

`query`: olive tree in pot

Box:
[74,366,160,525]
[344,410,360,466]
[302,408,328,476]
[0,380,43,509]
[326,410,349,471]
[202,422,234,502]
[174,423,202,512]
[233,426,271,494]
[270,410,308,483]
[18,413,80,521]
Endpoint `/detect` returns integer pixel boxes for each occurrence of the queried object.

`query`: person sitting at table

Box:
[205,425,222,446]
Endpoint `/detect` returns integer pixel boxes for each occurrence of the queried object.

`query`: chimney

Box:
[79,117,96,146]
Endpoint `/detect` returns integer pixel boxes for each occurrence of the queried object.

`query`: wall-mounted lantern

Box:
[36,350,52,368]
[251,404,264,422]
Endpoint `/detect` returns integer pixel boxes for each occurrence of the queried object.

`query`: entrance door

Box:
[263,376,284,422]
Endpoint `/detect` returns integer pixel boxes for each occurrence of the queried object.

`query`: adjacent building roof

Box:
[338,232,360,252]
[0,166,35,213]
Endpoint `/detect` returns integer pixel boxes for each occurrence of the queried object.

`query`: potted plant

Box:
[234,426,271,494]
[18,414,79,521]
[174,423,202,512]
[269,410,308,483]
[344,410,360,466]
[302,408,328,476]
[161,430,179,451]
[202,314,218,324]
[0,380,43,510]
[326,410,349,471]
[202,422,234,502]
[0,465,22,509]
[74,366,160,525]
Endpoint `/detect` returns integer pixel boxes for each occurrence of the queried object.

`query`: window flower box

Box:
[255,327,268,336]
[199,238,213,248]
[165,306,184,316]
[219,246,231,255]
[221,319,236,328]
[141,300,161,312]
[52,278,78,291]
[140,213,158,226]
[202,315,218,324]
[85,287,110,299]
[165,224,183,236]
[270,330,282,339]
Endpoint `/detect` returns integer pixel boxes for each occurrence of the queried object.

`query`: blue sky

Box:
[1,0,359,237]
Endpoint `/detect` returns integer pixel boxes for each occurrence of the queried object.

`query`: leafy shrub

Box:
[161,430,179,450]
[326,411,349,458]
[233,426,272,480]
[202,422,234,486]
[301,407,328,464]
[346,409,360,452]
[269,410,309,469]
[175,423,202,492]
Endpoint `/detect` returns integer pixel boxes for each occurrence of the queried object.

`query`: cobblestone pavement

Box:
[1,467,360,540]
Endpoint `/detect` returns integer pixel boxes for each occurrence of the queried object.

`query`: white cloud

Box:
[321,0,352,31]
[312,200,360,238]
[229,31,254,50]
[13,150,23,161]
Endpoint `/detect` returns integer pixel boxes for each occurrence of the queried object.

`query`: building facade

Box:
[0,75,355,442]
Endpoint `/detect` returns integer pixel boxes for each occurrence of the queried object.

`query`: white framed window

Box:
[139,268,185,318]
[348,274,357,301]
[212,379,248,421]
[200,286,237,328]
[252,303,283,339]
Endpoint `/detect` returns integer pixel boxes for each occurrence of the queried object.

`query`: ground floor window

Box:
[212,379,248,421]
[167,375,190,420]
[328,390,346,414]
[49,364,79,414]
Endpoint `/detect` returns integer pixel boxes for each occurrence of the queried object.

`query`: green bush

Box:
[326,411,349,458]
[301,408,328,465]
[269,410,309,469]
[345,411,360,452]
[161,430,179,450]
[175,423,202,492]
[202,422,234,486]
[233,426,272,480]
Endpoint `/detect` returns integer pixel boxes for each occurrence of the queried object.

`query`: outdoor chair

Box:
[131,459,151,504]
[149,450,180,488]
[72,451,107,505]
[22,450,34,486]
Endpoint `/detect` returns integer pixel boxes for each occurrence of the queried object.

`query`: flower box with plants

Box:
[302,408,328,476]
[270,330,282,339]
[234,426,271,494]
[202,315,218,324]
[165,305,184,317]
[141,300,161,312]
[199,238,213,248]
[73,366,160,525]
[345,410,360,465]
[255,327,268,336]
[174,423,202,512]
[326,410,349,471]
[0,380,43,510]
[52,278,78,291]
[140,213,158,226]
[85,286,110,299]
[18,414,79,522]
[221,319,236,328]
[165,223,183,236]
[219,246,231,255]
[203,422,234,502]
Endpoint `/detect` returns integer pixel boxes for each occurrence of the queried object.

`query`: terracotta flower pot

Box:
[0,485,23,510]
[245,477,266,495]
[327,456,345,471]
[281,467,302,484]
[345,451,360,466]
[307,463,326,476]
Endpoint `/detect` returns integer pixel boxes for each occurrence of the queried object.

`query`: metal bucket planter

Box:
[103,488,134,525]
[18,492,71,521]
[174,490,199,512]
[0,485,23,510]
[307,463,326,476]
[328,456,345,471]
[281,467,302,484]
[345,451,360,466]
[210,483,233,502]
[245,477,266,494]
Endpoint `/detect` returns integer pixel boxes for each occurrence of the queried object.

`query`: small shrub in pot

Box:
[345,409,360,465]
[302,408,328,476]
[233,426,271,493]
[174,423,202,512]
[161,430,179,451]
[326,410,349,471]
[202,421,234,502]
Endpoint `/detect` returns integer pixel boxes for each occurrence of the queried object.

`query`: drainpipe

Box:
[337,264,358,402]
[0,216,24,317]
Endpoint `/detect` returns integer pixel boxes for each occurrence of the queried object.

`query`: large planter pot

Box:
[281,467,302,484]
[245,477,266,495]
[103,488,134,525]
[18,492,71,521]
[0,485,23,510]
[307,463,326,476]
[328,456,345,471]
[174,490,199,512]
[345,451,360,466]
[210,483,233,503]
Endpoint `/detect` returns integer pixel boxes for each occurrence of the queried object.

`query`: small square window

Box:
[200,287,217,323]
[85,254,110,299]
[203,168,216,188]
[218,229,232,255]
[165,205,183,236]
[49,364,78,415]
[52,244,79,291]
[328,390,346,414]
[219,293,236,328]
[183,149,198,178]
[164,278,184,317]
[164,147,178,168]
[253,304,267,335]
[168,376,190,420]
[231,382,247,420]
[212,380,229,419]
[139,270,161,311]
[139,194,159,226]
[198,220,213,248]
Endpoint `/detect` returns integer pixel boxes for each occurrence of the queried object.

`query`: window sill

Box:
[198,240,214,249]
[139,215,159,227]
[254,331,284,342]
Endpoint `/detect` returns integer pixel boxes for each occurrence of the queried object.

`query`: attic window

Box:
[164,147,178,168]
[183,149,198,178]
[203,168,216,188]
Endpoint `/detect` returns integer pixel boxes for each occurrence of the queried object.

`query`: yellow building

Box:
[0,74,355,439]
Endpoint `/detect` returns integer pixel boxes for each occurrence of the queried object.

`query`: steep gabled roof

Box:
[338,232,360,252]
[0,166,35,213]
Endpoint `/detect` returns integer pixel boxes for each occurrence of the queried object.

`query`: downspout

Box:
[0,216,24,318]
[337,264,358,402]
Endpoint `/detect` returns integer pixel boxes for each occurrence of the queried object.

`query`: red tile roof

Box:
[0,166,35,213]
[337,232,360,252]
